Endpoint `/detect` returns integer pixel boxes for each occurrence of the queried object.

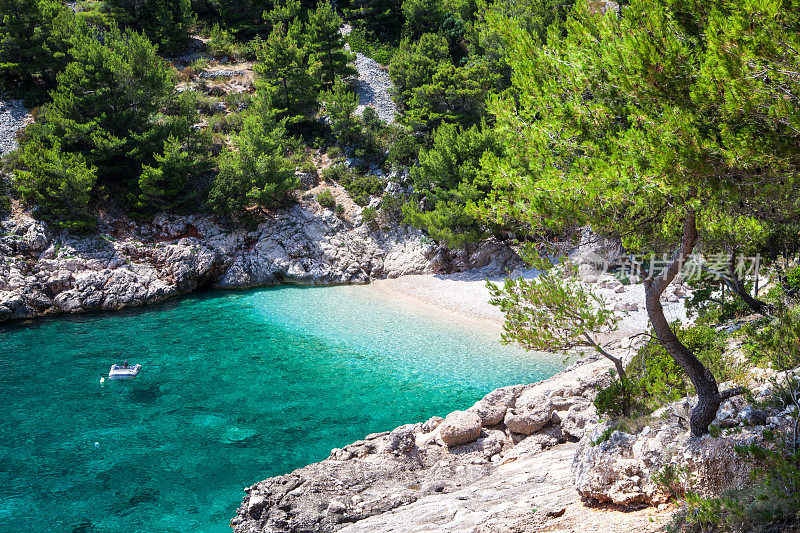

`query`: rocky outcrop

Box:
[438,410,483,446]
[571,381,795,506]
[340,24,398,124]
[231,357,613,533]
[232,352,796,532]
[0,201,519,323]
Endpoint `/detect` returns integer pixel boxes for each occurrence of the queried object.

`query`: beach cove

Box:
[0,284,564,532]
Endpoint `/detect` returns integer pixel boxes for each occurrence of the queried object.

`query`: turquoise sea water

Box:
[0,285,565,532]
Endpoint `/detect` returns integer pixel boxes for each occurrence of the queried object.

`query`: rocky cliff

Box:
[0,199,519,323]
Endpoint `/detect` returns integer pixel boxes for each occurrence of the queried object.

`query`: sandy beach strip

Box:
[368,270,691,358]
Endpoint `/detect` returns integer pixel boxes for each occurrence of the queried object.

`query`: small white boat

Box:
[108,364,141,379]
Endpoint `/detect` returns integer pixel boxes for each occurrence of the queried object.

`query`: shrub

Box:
[361,206,377,228]
[13,135,97,228]
[594,377,631,418]
[346,28,397,65]
[207,113,298,214]
[317,189,336,209]
[321,164,384,206]
[595,323,741,418]
[207,112,244,133]
[339,171,383,206]
[327,145,343,160]
[208,23,240,60]
[785,266,800,296]
[747,304,800,371]
[319,78,360,146]
[385,129,419,168]
[361,107,382,131]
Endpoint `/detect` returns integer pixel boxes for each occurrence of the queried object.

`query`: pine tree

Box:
[43,24,173,179]
[403,122,500,246]
[345,0,403,41]
[319,77,360,146]
[105,0,194,54]
[481,0,800,435]
[137,136,196,211]
[207,93,297,214]
[14,133,97,229]
[306,2,355,88]
[255,22,316,122]
[0,0,74,100]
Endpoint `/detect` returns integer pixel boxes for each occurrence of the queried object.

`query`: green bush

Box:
[321,164,383,206]
[346,28,397,65]
[361,205,377,228]
[384,127,419,169]
[13,135,97,227]
[317,189,336,209]
[339,171,383,206]
[595,323,740,418]
[208,23,240,60]
[594,377,631,418]
[746,304,800,371]
[207,112,298,214]
[785,266,800,296]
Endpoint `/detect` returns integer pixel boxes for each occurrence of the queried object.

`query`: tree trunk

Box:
[642,209,741,436]
[582,332,631,415]
[721,274,774,315]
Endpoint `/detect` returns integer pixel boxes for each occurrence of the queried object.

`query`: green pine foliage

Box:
[346,0,403,42]
[306,2,356,88]
[319,78,360,147]
[105,0,194,54]
[207,100,298,215]
[0,0,75,102]
[137,136,197,211]
[42,25,174,176]
[402,122,500,246]
[479,0,800,250]
[11,22,204,223]
[13,136,97,229]
[255,22,316,122]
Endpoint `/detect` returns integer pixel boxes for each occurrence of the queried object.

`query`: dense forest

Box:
[3,0,800,529]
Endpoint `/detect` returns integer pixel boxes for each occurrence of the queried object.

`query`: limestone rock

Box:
[439,410,482,446]
[572,399,777,506]
[468,384,526,426]
[504,403,553,436]
[421,416,443,433]
[0,199,501,323]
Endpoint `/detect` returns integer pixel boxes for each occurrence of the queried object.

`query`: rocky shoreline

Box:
[0,197,519,323]
[232,346,792,533]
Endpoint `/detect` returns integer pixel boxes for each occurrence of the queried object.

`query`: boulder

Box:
[504,402,553,435]
[421,416,444,433]
[439,410,482,446]
[468,384,526,426]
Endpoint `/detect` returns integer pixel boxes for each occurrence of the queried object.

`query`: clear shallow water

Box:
[0,285,565,532]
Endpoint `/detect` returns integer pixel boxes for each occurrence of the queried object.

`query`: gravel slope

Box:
[0,100,31,155]
[341,24,399,124]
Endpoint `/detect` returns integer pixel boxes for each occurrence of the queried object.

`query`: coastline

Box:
[368,269,691,358]
[367,272,507,333]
